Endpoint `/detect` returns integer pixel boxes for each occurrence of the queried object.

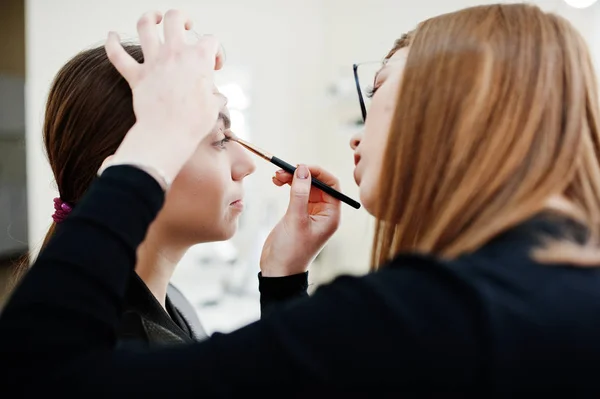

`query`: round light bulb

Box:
[564,0,598,8]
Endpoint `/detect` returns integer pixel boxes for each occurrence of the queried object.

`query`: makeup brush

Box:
[232,137,361,210]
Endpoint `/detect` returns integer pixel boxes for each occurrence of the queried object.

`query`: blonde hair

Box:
[372,4,600,269]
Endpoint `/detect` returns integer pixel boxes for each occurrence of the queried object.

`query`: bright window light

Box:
[229,109,248,140]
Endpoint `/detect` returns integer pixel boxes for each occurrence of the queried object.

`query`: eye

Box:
[213,129,233,150]
[365,85,379,99]
[214,137,231,149]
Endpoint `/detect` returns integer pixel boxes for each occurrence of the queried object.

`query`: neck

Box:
[135,225,190,309]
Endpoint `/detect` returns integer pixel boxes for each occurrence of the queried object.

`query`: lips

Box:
[354,153,361,166]
[230,199,244,211]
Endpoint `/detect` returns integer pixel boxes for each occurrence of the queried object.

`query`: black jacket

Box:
[3,165,600,397]
[117,273,202,346]
[118,271,307,346]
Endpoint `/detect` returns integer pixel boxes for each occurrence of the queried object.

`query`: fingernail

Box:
[297,165,309,179]
[275,169,285,174]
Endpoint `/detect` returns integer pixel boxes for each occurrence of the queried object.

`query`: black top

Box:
[118,273,200,346]
[2,165,600,397]
[119,268,308,346]
[166,282,207,339]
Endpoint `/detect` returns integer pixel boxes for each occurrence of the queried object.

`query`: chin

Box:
[178,222,236,245]
[219,228,237,241]
[359,187,376,217]
[212,221,239,242]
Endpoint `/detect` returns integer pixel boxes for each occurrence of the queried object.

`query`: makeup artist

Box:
[3,4,600,396]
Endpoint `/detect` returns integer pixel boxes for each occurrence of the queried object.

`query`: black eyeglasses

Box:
[353,63,368,123]
[353,59,394,123]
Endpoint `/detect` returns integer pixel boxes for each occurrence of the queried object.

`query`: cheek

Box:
[161,153,232,229]
[361,108,391,180]
[358,94,395,215]
[362,85,395,157]
[172,155,229,208]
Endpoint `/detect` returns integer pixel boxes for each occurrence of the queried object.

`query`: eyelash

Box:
[214,137,231,149]
[365,85,379,99]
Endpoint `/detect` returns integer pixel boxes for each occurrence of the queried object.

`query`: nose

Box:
[350,130,363,151]
[231,143,256,181]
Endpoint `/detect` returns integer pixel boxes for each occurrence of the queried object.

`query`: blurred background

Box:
[0,0,599,333]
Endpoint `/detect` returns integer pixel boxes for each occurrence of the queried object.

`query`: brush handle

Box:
[271,156,361,209]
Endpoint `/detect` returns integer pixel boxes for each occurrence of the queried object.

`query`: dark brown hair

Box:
[9,43,143,288]
[372,4,600,268]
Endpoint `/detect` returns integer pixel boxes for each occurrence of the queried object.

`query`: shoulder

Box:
[363,247,600,342]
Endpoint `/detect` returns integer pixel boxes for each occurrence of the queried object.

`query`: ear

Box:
[98,155,115,174]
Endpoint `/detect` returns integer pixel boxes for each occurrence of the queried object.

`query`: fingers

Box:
[272,170,291,186]
[137,11,163,60]
[272,166,340,190]
[286,165,311,223]
[163,9,192,45]
[216,43,226,70]
[306,166,340,190]
[105,32,139,84]
[134,9,223,72]
[196,35,225,70]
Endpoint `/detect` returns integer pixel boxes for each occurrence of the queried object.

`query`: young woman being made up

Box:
[9,42,319,346]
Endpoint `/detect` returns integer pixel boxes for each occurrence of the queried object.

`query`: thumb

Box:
[286,164,311,224]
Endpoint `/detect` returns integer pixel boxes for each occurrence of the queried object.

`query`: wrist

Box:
[98,162,171,191]
[260,262,309,277]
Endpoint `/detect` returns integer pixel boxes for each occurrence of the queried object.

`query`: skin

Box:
[349,48,409,215]
[133,105,256,307]
[347,46,572,219]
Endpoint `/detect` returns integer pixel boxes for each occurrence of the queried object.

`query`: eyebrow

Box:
[218,112,231,129]
[374,56,400,85]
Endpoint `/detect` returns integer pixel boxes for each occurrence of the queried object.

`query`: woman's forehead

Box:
[377,47,409,83]
[388,47,409,62]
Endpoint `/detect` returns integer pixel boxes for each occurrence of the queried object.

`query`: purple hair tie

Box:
[52,197,73,223]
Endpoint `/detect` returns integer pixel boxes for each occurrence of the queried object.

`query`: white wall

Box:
[26,0,600,284]
[26,0,329,259]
